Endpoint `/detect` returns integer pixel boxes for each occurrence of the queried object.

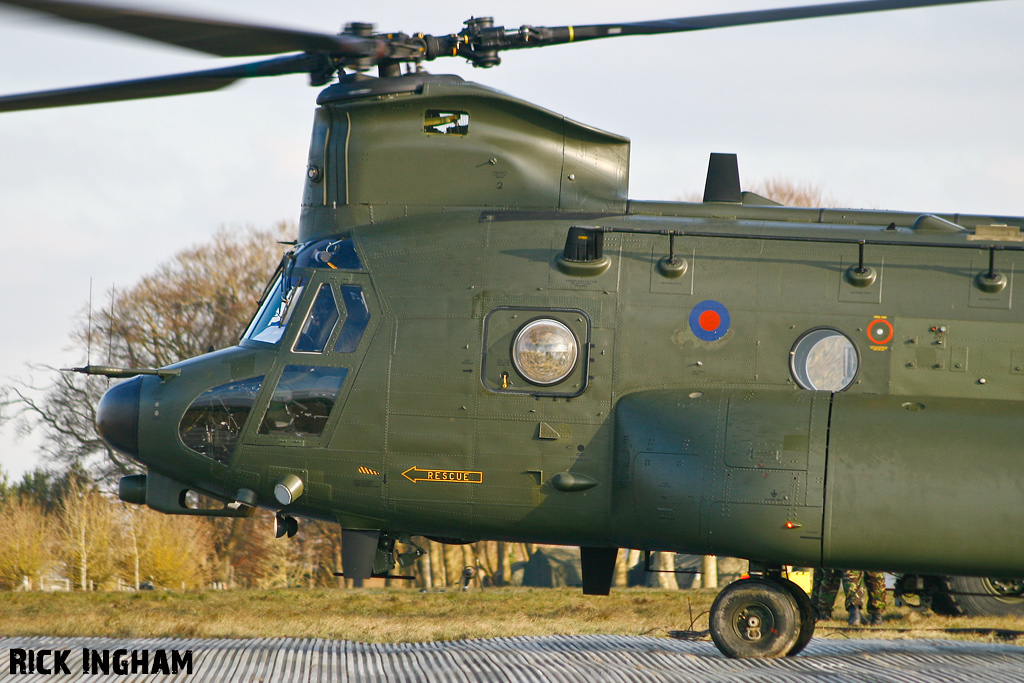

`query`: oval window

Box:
[790,328,859,392]
[511,318,578,385]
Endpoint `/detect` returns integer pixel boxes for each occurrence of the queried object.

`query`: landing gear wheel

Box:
[931,575,1024,617]
[709,578,801,658]
[776,576,816,656]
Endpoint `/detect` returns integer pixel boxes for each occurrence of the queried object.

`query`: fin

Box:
[341,529,380,580]
[741,191,783,206]
[912,214,968,234]
[703,153,742,203]
[538,421,561,440]
[580,547,619,596]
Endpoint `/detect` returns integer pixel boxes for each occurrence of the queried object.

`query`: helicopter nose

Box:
[96,375,142,458]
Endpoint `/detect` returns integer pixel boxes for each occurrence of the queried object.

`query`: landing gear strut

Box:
[709,575,815,658]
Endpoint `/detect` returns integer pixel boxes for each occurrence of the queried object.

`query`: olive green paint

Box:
[114,76,1023,580]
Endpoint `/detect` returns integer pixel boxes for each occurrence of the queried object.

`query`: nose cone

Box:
[96,376,141,458]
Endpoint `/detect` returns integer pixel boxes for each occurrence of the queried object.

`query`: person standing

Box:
[812,568,886,625]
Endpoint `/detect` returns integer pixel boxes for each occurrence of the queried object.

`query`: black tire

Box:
[775,576,816,657]
[931,575,1024,617]
[709,578,801,658]
[925,575,959,616]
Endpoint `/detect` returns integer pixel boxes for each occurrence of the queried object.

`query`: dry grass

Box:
[0,588,704,642]
[1,588,1023,646]
[814,606,1024,647]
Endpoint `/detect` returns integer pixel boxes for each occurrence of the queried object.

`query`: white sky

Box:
[1,0,1022,479]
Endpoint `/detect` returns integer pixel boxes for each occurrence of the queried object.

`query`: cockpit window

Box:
[294,237,362,270]
[179,376,264,465]
[334,285,371,353]
[259,365,349,437]
[242,274,304,345]
[293,284,340,354]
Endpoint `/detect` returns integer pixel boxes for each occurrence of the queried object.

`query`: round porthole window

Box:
[512,318,578,385]
[790,328,859,392]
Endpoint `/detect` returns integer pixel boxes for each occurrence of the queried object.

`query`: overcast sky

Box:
[1,0,1022,479]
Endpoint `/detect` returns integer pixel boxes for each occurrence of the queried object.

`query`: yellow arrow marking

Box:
[401,467,482,484]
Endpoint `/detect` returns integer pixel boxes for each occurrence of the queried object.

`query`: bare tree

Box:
[126,505,214,589]
[230,511,292,588]
[683,177,841,209]
[1,223,293,483]
[96,224,292,368]
[58,478,121,590]
[748,178,838,208]
[2,373,127,481]
[0,496,57,590]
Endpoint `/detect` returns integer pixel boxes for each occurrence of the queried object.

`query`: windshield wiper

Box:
[277,249,299,327]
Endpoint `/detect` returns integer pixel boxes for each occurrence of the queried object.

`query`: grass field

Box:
[2,587,1024,646]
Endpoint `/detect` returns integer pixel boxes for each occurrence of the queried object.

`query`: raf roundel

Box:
[867,318,893,345]
[689,300,731,342]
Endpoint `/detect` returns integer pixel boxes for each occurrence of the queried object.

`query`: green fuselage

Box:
[113,74,1024,579]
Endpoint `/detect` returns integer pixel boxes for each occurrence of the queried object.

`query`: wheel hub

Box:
[984,578,1024,601]
[737,605,772,642]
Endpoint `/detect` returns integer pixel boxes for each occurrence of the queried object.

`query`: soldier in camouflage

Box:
[812,569,886,626]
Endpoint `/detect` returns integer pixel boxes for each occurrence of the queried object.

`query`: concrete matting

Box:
[3,634,1023,681]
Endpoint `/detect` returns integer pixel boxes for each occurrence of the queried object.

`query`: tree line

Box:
[0,467,696,591]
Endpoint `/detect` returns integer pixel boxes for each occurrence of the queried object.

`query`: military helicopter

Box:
[2,0,1023,659]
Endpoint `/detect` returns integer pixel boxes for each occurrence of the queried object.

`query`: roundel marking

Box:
[690,300,730,341]
[698,310,721,332]
[867,319,893,345]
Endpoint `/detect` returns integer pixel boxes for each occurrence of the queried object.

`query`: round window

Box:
[790,328,859,392]
[512,318,579,385]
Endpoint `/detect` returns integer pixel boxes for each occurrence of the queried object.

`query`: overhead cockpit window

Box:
[179,376,264,465]
[293,284,340,354]
[424,110,469,135]
[259,365,349,437]
[243,274,304,345]
[294,237,362,270]
[334,285,371,353]
[790,328,859,392]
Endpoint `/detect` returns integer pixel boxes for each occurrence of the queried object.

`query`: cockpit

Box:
[178,235,372,466]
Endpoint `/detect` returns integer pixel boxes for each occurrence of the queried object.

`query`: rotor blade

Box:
[0,0,378,57]
[0,53,322,112]
[525,0,1004,47]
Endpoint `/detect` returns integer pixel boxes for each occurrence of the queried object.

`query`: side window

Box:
[334,285,371,353]
[790,328,859,392]
[481,307,590,397]
[424,110,469,135]
[293,284,340,354]
[179,376,264,465]
[259,365,349,438]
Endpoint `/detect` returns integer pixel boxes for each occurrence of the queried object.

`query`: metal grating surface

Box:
[2,635,1023,682]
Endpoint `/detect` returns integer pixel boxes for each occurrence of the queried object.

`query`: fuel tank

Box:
[825,392,1024,576]
[613,388,1024,576]
[612,388,830,566]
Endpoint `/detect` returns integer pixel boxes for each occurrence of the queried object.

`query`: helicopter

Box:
[2,0,1024,659]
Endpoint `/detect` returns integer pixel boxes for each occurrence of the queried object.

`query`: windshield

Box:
[242,273,305,345]
[240,235,361,346]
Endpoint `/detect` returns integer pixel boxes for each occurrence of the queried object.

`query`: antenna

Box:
[86,278,93,367]
[106,284,116,366]
[63,280,178,379]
